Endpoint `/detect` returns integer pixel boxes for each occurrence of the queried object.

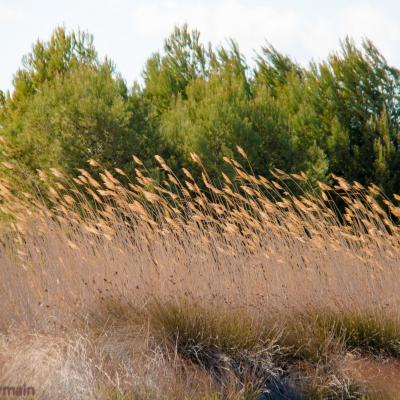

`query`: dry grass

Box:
[1,151,400,398]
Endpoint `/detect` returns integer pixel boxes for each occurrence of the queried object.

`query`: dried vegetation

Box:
[1,150,400,399]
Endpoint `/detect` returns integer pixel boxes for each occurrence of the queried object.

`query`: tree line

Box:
[1,26,399,194]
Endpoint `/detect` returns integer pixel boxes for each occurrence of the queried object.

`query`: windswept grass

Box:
[1,150,400,398]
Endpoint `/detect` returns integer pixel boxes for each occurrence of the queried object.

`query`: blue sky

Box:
[1,0,400,92]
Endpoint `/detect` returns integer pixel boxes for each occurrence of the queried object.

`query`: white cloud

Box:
[127,0,400,71]
[340,3,400,65]
[1,0,400,92]
[130,0,302,63]
[0,4,20,21]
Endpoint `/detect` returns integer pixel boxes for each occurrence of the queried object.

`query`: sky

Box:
[1,0,400,93]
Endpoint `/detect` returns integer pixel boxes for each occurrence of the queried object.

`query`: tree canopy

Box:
[1,26,400,195]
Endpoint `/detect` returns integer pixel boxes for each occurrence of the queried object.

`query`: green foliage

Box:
[255,42,303,92]
[323,311,400,357]
[305,38,400,191]
[0,27,136,189]
[9,27,97,112]
[160,56,293,180]
[142,24,210,114]
[1,25,400,195]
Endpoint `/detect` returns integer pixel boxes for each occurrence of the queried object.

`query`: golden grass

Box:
[1,152,400,398]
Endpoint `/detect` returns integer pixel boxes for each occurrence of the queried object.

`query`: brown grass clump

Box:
[1,152,400,398]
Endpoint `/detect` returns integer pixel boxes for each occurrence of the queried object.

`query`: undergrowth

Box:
[1,150,400,398]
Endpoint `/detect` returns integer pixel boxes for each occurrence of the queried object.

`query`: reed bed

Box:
[1,149,400,399]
